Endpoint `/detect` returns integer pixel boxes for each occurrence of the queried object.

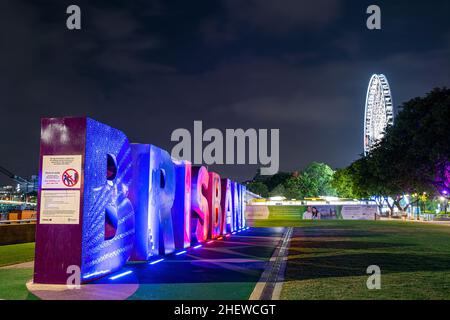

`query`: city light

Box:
[193,244,202,249]
[175,250,187,256]
[269,196,285,201]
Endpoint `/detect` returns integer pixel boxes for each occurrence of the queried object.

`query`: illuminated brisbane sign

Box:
[33,117,246,284]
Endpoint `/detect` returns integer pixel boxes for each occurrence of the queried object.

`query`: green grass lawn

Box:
[252,218,450,300]
[2,220,450,300]
[0,242,35,267]
[0,242,36,300]
[0,268,37,300]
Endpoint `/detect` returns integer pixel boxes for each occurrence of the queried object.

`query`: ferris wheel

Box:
[364,74,394,155]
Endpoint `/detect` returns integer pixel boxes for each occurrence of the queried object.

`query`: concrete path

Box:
[249,227,293,300]
[380,217,450,226]
[0,261,34,269]
[28,227,285,300]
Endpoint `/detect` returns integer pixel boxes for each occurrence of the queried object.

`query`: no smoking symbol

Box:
[62,168,79,187]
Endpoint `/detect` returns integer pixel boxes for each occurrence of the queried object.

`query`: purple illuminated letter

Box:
[130,144,176,260]
[34,117,135,284]
[232,182,242,230]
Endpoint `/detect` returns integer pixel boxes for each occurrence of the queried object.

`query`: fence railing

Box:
[0,219,37,225]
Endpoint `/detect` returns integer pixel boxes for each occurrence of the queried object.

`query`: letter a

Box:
[66,5,81,30]
[366,265,381,289]
[366,5,381,30]
[66,265,81,289]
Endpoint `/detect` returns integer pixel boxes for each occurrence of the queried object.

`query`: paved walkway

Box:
[380,217,450,226]
[29,227,285,300]
[0,261,34,269]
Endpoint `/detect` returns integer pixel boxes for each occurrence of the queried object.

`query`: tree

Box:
[348,156,395,216]
[331,167,356,198]
[248,162,347,200]
[253,171,291,192]
[246,181,269,198]
[284,175,302,199]
[393,88,450,197]
[299,162,336,197]
[347,88,450,215]
[371,88,449,210]
[269,184,286,197]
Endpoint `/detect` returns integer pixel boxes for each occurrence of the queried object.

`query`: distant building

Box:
[16,175,38,193]
[0,185,14,198]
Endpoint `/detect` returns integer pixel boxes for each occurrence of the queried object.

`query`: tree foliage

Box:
[252,170,291,191]
[247,88,449,211]
[331,167,357,198]
[300,162,336,197]
[269,184,286,197]
[346,88,450,213]
[245,181,269,198]
[248,163,336,199]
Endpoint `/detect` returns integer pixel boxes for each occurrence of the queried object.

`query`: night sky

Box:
[1,0,450,185]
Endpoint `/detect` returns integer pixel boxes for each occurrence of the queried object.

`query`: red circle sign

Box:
[62,168,79,187]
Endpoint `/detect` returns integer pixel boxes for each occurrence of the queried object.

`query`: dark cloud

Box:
[223,0,342,33]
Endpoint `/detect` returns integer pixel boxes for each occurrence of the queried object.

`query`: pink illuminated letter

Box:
[191,166,210,242]
[208,172,222,238]
[221,178,234,233]
[172,160,192,248]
